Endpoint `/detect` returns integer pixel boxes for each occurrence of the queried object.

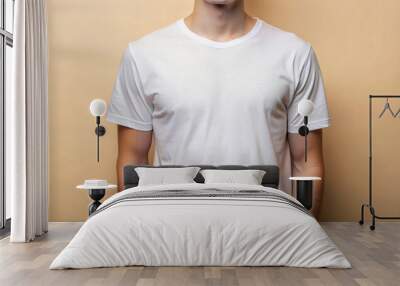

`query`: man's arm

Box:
[117,125,153,192]
[288,129,325,218]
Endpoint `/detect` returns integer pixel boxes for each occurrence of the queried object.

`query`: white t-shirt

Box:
[107,18,330,193]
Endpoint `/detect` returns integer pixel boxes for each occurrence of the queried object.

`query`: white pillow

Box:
[135,167,201,186]
[200,169,266,185]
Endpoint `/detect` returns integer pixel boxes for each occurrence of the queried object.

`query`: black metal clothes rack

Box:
[359,95,400,230]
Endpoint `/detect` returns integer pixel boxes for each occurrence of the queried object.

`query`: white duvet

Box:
[50,183,350,269]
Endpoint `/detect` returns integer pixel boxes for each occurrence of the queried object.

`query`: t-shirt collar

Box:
[177,17,262,49]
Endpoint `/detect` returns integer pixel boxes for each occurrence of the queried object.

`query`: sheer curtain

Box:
[9,0,48,242]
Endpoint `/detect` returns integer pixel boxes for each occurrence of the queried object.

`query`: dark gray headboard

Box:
[123,165,279,189]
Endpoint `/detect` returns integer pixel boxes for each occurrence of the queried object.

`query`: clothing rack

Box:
[359,95,400,230]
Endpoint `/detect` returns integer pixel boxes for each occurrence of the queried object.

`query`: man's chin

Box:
[204,0,238,5]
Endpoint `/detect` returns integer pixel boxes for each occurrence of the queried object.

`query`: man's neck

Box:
[184,1,256,42]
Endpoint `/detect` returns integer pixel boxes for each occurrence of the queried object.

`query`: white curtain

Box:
[9,0,48,242]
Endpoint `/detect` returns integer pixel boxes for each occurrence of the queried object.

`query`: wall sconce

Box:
[297,99,315,162]
[89,99,107,162]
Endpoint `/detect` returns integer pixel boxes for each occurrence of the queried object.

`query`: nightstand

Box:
[77,180,117,215]
[289,177,321,210]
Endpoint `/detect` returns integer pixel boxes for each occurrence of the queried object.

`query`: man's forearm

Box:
[288,130,325,219]
[116,155,148,192]
[116,125,153,192]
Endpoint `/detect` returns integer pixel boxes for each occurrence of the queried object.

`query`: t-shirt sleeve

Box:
[106,45,153,131]
[287,45,330,133]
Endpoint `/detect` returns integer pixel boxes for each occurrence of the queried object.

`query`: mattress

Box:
[50,183,351,269]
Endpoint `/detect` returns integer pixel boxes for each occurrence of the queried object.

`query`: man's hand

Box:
[288,129,325,219]
[117,125,152,192]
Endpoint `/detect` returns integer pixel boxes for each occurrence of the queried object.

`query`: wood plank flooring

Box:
[0,222,399,286]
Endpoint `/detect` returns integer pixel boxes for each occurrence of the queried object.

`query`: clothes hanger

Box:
[379,97,396,118]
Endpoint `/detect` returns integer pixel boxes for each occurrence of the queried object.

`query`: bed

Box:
[50,165,350,269]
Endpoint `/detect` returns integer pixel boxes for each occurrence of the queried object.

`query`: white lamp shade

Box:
[89,99,107,117]
[298,99,314,116]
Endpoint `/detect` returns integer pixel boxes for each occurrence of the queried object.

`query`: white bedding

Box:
[50,183,350,269]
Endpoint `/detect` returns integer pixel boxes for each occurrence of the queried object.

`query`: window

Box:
[0,0,14,235]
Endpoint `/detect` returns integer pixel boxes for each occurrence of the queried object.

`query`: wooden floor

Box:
[0,222,399,286]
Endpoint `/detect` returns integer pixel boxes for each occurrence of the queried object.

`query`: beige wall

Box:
[48,0,400,221]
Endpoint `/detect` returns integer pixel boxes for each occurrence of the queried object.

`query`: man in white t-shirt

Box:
[107,0,330,217]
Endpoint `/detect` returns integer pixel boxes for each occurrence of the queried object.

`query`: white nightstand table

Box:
[289,177,321,210]
[77,180,117,215]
